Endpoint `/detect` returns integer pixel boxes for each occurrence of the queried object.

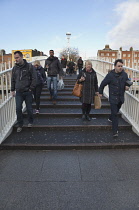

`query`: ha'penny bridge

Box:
[0,58,139,149]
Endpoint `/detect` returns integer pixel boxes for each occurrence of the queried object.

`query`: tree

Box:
[59,47,79,62]
[0,49,6,55]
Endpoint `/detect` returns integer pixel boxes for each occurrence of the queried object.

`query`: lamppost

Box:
[66,32,71,61]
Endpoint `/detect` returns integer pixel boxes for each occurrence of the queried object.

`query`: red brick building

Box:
[97,45,139,69]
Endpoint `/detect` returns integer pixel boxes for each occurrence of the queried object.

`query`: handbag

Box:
[72,81,83,97]
[94,95,101,109]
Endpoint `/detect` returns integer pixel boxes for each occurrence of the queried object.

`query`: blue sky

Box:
[0,0,139,58]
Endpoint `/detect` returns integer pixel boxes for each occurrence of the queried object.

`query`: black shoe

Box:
[113,131,118,137]
[82,114,86,120]
[86,115,91,121]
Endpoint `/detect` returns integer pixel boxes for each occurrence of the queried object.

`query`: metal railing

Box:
[0,59,45,143]
[91,59,139,136]
[0,58,139,143]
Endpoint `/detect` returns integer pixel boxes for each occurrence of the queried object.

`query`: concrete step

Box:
[39,96,109,102]
[1,127,139,150]
[31,107,111,114]
[22,114,129,126]
[32,102,110,106]
[42,88,74,91]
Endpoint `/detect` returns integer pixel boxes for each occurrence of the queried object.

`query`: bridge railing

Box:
[91,59,139,135]
[1,58,139,143]
[0,59,45,143]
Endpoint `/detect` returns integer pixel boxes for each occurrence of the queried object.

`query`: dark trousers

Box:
[15,91,33,127]
[110,102,123,133]
[82,103,91,115]
[78,68,82,74]
[33,85,43,110]
[69,68,74,75]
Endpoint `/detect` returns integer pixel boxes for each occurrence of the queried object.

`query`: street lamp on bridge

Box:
[66,32,71,61]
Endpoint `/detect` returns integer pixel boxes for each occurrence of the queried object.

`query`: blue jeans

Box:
[47,76,57,100]
[15,91,33,127]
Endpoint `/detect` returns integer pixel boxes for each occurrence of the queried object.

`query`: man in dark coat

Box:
[77,57,83,74]
[61,55,67,77]
[44,50,64,105]
[11,51,37,132]
[99,59,130,137]
[67,59,75,76]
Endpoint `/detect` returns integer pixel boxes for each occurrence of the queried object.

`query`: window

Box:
[106,53,109,56]
[128,54,131,57]
[112,53,115,56]
[123,54,126,57]
[101,53,104,56]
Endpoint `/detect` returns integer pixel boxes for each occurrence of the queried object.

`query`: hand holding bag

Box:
[94,95,101,109]
[57,79,64,90]
[72,81,83,97]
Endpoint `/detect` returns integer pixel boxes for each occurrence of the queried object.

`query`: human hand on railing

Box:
[125,86,129,91]
[11,91,16,97]
[95,92,99,96]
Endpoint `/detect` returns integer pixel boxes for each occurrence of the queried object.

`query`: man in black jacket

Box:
[11,51,37,132]
[61,55,67,77]
[77,57,83,74]
[99,59,130,137]
[44,50,64,105]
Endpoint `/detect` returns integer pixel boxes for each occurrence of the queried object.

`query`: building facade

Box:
[97,45,139,69]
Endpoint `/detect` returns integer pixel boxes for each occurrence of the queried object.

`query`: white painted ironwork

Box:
[0,59,46,143]
[0,58,139,143]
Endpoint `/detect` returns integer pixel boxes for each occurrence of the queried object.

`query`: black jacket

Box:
[99,69,129,104]
[61,58,67,68]
[11,59,37,92]
[68,61,75,69]
[35,66,46,85]
[44,56,64,76]
[77,58,83,68]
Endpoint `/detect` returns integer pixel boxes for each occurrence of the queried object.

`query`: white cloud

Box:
[107,0,139,50]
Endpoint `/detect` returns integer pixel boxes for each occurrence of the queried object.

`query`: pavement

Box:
[0,149,139,210]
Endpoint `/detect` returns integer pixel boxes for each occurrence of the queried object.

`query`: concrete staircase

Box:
[1,75,139,150]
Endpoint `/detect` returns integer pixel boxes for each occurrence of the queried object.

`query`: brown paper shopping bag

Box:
[94,95,101,109]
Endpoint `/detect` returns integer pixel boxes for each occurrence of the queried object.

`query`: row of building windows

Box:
[101,53,139,57]
[101,53,116,56]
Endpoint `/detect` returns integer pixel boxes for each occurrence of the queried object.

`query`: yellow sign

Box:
[12,49,33,65]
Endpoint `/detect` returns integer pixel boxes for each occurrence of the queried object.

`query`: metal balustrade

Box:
[0,58,139,143]
[0,59,45,143]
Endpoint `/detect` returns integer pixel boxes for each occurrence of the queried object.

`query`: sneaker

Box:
[35,109,39,114]
[113,131,118,137]
[86,115,91,121]
[28,123,33,128]
[17,127,22,132]
[108,118,112,122]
